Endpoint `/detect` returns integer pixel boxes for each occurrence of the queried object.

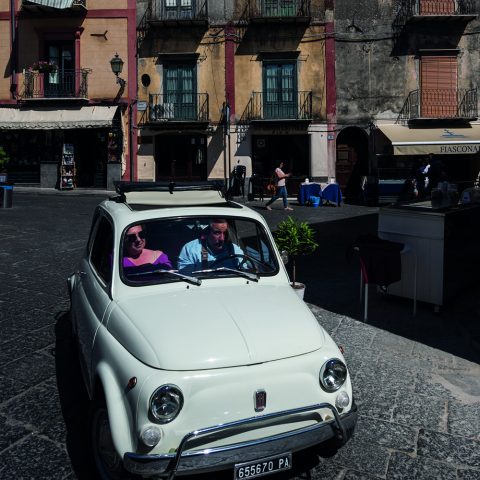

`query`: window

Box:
[263,62,297,119]
[165,0,193,19]
[263,0,296,17]
[45,42,75,97]
[420,55,457,117]
[164,63,197,120]
[90,216,113,284]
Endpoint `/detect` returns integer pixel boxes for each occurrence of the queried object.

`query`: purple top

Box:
[123,252,172,269]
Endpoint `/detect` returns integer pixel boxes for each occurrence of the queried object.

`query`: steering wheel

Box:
[211,253,258,272]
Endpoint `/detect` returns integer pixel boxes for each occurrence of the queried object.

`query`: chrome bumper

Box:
[124,402,357,479]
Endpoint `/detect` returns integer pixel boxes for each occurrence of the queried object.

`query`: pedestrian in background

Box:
[266,161,293,211]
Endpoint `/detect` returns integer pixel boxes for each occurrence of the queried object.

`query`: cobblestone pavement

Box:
[0,189,479,480]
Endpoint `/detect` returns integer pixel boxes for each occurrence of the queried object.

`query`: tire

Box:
[90,394,131,480]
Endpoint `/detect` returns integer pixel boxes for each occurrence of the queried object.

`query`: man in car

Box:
[177,218,243,274]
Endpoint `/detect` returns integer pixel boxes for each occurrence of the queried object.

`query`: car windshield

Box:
[121,216,279,286]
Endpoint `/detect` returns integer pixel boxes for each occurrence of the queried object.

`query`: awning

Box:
[377,124,480,155]
[0,106,118,130]
[24,0,76,8]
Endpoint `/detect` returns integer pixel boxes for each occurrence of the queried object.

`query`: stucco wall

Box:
[137,27,225,123]
[0,20,10,100]
[334,0,480,124]
[15,16,128,100]
[235,23,327,122]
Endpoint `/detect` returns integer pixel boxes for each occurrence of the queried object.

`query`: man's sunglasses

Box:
[126,231,146,242]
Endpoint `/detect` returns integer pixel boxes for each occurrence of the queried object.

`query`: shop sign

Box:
[137,101,147,112]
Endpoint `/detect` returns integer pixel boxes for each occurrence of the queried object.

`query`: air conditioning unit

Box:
[150,103,175,121]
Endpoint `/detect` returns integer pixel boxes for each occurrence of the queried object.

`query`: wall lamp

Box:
[110,53,126,87]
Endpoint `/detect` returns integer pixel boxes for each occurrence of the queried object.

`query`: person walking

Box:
[265,161,293,211]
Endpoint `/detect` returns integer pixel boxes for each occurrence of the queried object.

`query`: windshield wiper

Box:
[191,267,259,282]
[128,269,202,286]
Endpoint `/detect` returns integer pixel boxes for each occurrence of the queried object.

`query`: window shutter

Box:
[420,56,457,117]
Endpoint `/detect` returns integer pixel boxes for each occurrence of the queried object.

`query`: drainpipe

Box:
[10,0,16,99]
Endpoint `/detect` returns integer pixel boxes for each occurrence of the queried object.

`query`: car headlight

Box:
[319,359,348,392]
[150,385,184,424]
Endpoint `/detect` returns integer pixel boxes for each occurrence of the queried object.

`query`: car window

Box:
[121,216,279,286]
[90,216,114,284]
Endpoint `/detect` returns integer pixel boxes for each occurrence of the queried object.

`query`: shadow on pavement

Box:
[54,310,95,479]
[274,212,480,364]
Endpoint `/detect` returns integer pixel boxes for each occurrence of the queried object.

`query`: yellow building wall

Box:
[88,0,128,8]
[16,17,128,100]
[137,27,225,124]
[234,24,326,122]
[0,20,11,100]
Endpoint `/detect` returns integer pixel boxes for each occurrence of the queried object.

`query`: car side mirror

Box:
[280,250,289,264]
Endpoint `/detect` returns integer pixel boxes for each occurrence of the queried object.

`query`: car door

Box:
[72,213,114,387]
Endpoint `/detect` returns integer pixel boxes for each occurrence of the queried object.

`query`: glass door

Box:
[45,42,75,98]
[263,62,297,119]
[164,63,197,120]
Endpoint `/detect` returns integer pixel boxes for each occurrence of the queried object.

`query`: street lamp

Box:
[110,53,126,86]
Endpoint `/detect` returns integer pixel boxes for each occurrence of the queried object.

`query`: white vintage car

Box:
[68,182,357,480]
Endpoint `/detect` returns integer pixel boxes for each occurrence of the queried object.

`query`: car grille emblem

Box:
[254,390,267,412]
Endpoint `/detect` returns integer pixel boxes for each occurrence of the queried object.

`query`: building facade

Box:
[136,0,335,194]
[0,0,136,189]
[334,0,480,202]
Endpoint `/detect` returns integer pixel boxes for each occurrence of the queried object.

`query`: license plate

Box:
[234,452,292,479]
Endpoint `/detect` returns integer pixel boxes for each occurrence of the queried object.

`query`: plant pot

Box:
[291,282,305,300]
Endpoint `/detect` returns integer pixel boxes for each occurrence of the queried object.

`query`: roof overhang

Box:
[377,124,480,155]
[0,106,118,130]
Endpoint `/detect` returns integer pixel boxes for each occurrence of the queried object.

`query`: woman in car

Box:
[123,224,172,269]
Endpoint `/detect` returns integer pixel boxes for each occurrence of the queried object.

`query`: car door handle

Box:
[77,271,87,278]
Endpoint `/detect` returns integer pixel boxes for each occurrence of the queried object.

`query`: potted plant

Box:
[273,216,319,299]
[0,146,9,182]
[29,60,58,74]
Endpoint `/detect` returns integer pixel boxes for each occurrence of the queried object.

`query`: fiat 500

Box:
[68,182,357,480]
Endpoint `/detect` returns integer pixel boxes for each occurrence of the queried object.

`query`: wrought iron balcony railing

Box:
[399,0,476,17]
[22,0,87,10]
[23,69,90,99]
[244,91,312,121]
[148,93,209,122]
[248,0,311,19]
[147,0,208,23]
[397,88,478,123]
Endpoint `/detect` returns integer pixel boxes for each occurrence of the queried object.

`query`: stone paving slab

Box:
[1,191,479,480]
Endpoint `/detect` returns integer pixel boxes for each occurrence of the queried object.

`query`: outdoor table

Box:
[298,182,321,205]
[321,183,342,206]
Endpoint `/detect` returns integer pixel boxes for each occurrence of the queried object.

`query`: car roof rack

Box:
[112,181,233,208]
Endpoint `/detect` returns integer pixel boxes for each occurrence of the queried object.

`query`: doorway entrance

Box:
[155,134,207,181]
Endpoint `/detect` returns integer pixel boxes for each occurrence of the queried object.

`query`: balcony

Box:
[22,69,90,100]
[243,91,312,121]
[248,0,311,22]
[21,0,87,15]
[394,0,476,28]
[397,88,478,124]
[147,93,209,123]
[146,0,208,25]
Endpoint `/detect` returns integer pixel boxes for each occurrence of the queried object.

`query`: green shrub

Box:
[274,216,318,287]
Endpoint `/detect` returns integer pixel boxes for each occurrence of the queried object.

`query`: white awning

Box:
[0,106,118,130]
[377,124,480,155]
[24,0,76,8]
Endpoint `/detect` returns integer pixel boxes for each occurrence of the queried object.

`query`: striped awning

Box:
[0,106,118,129]
[24,0,76,8]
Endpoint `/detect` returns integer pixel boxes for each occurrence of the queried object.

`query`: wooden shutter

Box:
[420,56,457,117]
[419,1,455,15]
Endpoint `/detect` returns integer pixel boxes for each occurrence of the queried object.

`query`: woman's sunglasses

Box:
[126,231,146,242]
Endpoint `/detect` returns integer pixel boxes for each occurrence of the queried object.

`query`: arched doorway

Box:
[336,127,369,204]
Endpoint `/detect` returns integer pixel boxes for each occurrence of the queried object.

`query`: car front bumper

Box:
[123,401,357,478]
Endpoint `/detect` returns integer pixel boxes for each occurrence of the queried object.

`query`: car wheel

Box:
[90,396,130,480]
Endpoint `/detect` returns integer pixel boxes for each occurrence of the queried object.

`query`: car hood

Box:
[108,284,325,370]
